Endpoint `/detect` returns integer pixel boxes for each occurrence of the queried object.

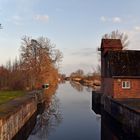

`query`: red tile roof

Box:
[101,39,123,49]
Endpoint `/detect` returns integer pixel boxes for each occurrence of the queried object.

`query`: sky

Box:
[0,0,140,75]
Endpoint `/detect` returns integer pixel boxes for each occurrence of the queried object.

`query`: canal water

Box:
[28,82,139,140]
[28,82,101,140]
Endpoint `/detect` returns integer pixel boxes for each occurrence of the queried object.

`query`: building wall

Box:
[113,78,140,98]
[103,78,114,97]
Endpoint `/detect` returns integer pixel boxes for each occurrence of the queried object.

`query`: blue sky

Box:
[0,0,140,75]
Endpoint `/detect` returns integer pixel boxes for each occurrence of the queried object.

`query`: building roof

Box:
[106,50,140,76]
[100,39,123,55]
[101,39,123,49]
[113,76,140,79]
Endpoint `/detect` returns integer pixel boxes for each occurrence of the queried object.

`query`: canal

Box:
[28,82,138,140]
[28,82,101,140]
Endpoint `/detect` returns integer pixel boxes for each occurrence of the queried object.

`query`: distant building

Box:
[100,39,140,98]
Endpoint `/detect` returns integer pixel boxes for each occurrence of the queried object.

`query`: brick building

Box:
[100,39,140,98]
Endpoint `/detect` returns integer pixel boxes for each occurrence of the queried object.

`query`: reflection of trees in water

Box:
[70,81,94,93]
[70,81,83,92]
[29,85,63,140]
[85,86,93,93]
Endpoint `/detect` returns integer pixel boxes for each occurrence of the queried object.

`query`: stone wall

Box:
[0,90,45,140]
[0,98,36,140]
[102,95,140,137]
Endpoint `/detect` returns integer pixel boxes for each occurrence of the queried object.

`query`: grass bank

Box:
[0,91,25,105]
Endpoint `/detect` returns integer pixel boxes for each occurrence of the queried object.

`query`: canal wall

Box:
[0,90,45,140]
[102,95,140,137]
[92,91,102,114]
[92,91,140,137]
[101,109,140,140]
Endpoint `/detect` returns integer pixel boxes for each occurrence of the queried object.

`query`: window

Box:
[122,81,131,89]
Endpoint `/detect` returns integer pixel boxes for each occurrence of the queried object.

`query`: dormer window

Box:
[122,81,131,89]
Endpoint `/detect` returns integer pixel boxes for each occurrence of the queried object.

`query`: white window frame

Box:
[122,81,131,89]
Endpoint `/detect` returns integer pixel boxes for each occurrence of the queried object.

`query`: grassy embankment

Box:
[0,91,25,105]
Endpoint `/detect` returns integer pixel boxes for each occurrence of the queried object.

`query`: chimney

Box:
[99,39,123,93]
[100,39,123,55]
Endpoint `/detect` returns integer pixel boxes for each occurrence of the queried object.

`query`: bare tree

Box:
[0,36,62,90]
[76,69,84,77]
[37,37,63,66]
[92,64,101,76]
[20,36,62,89]
[70,69,84,78]
[102,30,129,49]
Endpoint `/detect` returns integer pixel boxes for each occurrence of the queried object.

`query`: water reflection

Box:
[29,82,140,140]
[32,96,62,139]
[70,81,84,92]
[85,86,93,92]
[70,81,94,93]
[29,82,101,140]
[91,92,140,140]
[28,85,63,140]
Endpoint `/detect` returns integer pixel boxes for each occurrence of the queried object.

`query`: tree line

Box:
[0,36,62,90]
[70,68,100,80]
